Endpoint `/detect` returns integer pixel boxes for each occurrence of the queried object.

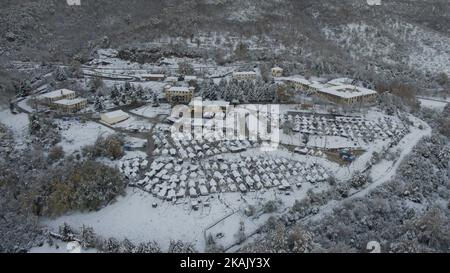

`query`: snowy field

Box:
[0,107,30,149]
[56,120,114,154]
[419,98,448,112]
[44,177,326,251]
[112,115,154,132]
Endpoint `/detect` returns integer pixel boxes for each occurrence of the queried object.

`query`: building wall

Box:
[54,100,87,113]
[143,76,165,81]
[233,74,257,81]
[43,92,76,104]
[315,91,378,105]
[286,81,317,94]
[165,90,194,103]
[272,69,283,77]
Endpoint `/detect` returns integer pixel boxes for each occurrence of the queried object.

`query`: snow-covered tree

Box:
[55,66,68,82]
[79,225,96,248]
[94,96,105,111]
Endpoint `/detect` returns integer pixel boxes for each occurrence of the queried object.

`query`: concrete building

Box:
[53,98,87,113]
[38,89,76,104]
[100,110,130,125]
[271,66,284,77]
[316,85,378,105]
[232,71,257,81]
[279,77,317,93]
[165,85,195,104]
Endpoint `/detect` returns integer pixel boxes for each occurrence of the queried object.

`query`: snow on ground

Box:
[29,241,97,253]
[124,136,147,148]
[419,98,448,112]
[44,174,326,252]
[130,104,171,118]
[357,115,431,197]
[0,107,30,149]
[41,102,431,252]
[17,97,35,113]
[56,120,114,154]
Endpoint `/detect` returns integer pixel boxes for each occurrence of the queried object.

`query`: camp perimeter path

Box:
[299,115,431,224]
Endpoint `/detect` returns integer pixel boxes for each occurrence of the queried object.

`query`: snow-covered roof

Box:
[327,78,354,86]
[318,85,377,99]
[277,76,312,85]
[184,76,197,81]
[39,89,75,99]
[308,82,326,90]
[140,74,165,78]
[102,110,130,119]
[189,98,230,107]
[233,71,256,76]
[165,76,179,82]
[167,86,193,93]
[53,98,87,106]
[271,66,283,71]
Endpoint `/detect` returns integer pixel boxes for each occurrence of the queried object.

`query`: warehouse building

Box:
[101,110,130,125]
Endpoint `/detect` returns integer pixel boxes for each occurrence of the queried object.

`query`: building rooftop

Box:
[53,98,87,106]
[167,86,193,92]
[39,89,75,99]
[140,74,165,78]
[327,78,355,86]
[233,71,257,76]
[318,84,377,99]
[102,110,130,119]
[189,98,230,108]
[184,76,198,81]
[277,76,312,85]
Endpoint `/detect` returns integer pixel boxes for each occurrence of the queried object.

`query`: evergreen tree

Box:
[152,92,160,107]
[94,96,104,111]
[110,85,120,101]
[135,84,145,101]
[55,66,68,82]
[79,225,95,248]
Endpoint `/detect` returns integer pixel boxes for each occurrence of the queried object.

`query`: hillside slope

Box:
[0,0,449,88]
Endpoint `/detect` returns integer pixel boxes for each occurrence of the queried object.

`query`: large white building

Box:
[315,84,378,105]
